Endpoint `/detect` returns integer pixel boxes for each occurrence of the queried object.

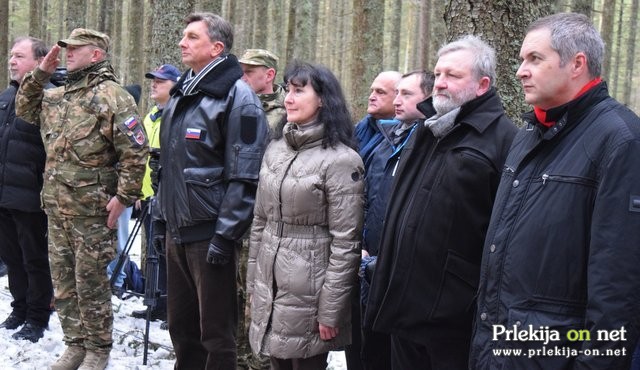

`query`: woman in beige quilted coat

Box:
[247,60,364,370]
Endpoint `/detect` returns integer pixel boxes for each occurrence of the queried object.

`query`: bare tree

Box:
[127,0,145,85]
[0,0,8,87]
[149,0,195,72]
[600,0,616,82]
[67,0,86,31]
[29,0,43,38]
[613,0,625,97]
[350,0,384,119]
[623,0,638,105]
[385,0,402,70]
[416,0,431,70]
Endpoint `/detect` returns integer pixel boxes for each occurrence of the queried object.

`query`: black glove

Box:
[206,236,234,265]
[152,233,166,255]
[149,148,161,193]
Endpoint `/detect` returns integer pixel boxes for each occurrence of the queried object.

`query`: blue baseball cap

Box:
[145,64,181,82]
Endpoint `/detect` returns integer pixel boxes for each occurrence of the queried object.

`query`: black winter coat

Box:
[364,89,517,344]
[470,83,640,369]
[156,55,269,245]
[0,81,46,212]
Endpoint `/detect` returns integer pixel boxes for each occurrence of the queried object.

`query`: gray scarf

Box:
[424,107,461,138]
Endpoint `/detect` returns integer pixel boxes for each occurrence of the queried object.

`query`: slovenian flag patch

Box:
[185,128,202,140]
[125,116,138,129]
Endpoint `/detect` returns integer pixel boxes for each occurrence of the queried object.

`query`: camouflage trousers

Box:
[48,215,116,353]
[237,239,270,370]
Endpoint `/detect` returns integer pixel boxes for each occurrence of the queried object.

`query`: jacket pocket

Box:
[64,114,110,159]
[184,167,225,221]
[430,249,480,321]
[51,167,116,215]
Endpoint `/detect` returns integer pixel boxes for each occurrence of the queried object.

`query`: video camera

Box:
[50,67,67,87]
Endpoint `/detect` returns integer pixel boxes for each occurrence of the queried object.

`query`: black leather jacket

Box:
[156,55,269,246]
[0,81,46,212]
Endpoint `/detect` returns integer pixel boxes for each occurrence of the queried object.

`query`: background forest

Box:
[1,0,638,122]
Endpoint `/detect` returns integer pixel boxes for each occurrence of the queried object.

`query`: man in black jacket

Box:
[364,35,517,369]
[153,13,268,370]
[0,37,52,343]
[470,13,640,369]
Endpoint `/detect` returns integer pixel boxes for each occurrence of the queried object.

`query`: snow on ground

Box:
[0,221,347,369]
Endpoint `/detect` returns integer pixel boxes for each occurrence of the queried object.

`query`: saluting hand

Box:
[40,45,61,74]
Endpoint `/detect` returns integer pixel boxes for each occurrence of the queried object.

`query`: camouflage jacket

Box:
[15,61,147,217]
[259,84,286,129]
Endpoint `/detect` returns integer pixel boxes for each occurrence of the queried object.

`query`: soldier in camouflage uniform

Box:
[15,28,147,370]
[237,48,286,370]
[239,49,286,130]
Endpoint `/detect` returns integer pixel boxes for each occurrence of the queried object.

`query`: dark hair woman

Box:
[247,60,364,369]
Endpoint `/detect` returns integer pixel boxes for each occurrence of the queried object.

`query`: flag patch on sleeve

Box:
[125,116,138,129]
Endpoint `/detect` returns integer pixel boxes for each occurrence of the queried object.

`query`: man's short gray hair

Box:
[437,35,497,86]
[527,12,604,78]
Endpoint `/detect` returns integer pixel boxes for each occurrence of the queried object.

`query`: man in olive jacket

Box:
[364,35,517,369]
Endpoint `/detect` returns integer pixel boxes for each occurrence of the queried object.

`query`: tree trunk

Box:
[0,0,8,87]
[29,0,43,38]
[445,0,554,123]
[600,0,616,82]
[127,0,145,85]
[623,0,638,105]
[285,0,296,62]
[416,0,431,70]
[98,0,114,34]
[572,0,594,16]
[251,1,268,48]
[149,0,195,73]
[613,0,625,98]
[350,0,384,120]
[385,0,402,70]
[67,0,86,31]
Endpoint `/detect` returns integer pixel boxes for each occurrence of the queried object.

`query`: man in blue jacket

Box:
[470,12,640,369]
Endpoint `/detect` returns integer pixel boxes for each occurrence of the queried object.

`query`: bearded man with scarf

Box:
[364,35,517,369]
[470,13,640,369]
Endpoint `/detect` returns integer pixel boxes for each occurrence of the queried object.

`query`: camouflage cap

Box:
[238,49,279,71]
[58,28,110,52]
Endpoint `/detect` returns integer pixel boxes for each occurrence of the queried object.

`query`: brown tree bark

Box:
[623,0,638,105]
[0,0,8,87]
[350,0,384,120]
[67,0,86,31]
[600,0,616,83]
[29,0,43,38]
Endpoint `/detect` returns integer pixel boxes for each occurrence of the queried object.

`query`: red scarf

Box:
[533,77,602,128]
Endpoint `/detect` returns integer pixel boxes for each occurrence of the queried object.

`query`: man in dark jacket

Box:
[355,70,434,370]
[153,12,268,370]
[364,35,517,369]
[0,36,52,343]
[470,13,640,369]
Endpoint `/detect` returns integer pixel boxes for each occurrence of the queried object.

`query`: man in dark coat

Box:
[470,13,640,369]
[0,36,52,343]
[364,35,517,369]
